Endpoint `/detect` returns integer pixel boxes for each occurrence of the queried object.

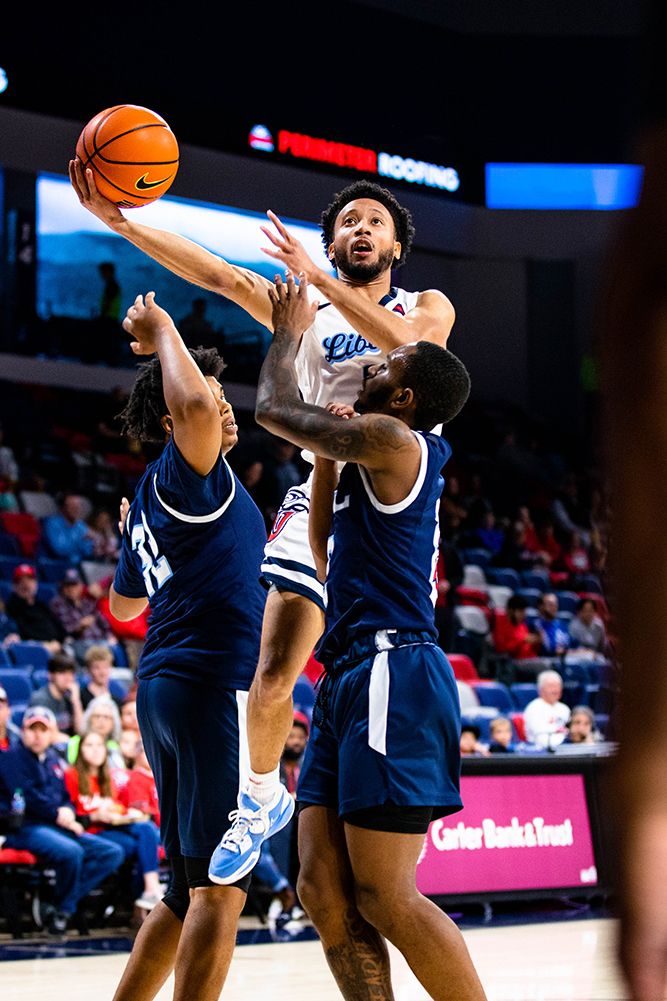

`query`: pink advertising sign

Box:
[416,774,597,896]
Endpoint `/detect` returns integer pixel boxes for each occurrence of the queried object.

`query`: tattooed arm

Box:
[255,273,422,505]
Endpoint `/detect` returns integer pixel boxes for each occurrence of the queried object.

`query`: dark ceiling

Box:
[1,0,653,202]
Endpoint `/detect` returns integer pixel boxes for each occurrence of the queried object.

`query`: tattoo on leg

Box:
[325,908,394,1001]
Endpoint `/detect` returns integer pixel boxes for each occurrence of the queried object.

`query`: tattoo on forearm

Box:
[325,908,394,1001]
[256,329,412,463]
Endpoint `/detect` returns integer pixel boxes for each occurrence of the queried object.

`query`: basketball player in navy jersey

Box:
[106,292,268,1001]
[252,272,486,1001]
[70,163,455,881]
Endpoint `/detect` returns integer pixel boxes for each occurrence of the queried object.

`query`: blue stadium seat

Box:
[521,569,550,591]
[460,711,500,743]
[293,676,316,712]
[32,669,50,690]
[36,558,73,583]
[560,681,585,709]
[0,556,31,581]
[471,681,515,712]
[509,683,538,710]
[463,549,493,571]
[0,535,21,557]
[555,591,580,614]
[582,574,603,594]
[488,568,521,590]
[0,646,13,669]
[9,643,50,670]
[0,580,12,604]
[561,662,596,685]
[583,684,599,707]
[0,669,33,704]
[524,608,540,627]
[595,713,610,739]
[515,588,543,608]
[110,642,128,668]
[36,583,57,604]
[11,706,27,729]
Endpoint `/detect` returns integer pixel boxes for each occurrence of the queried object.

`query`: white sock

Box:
[248,767,280,806]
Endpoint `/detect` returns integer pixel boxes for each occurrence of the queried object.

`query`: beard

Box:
[333,244,396,283]
[355,378,395,416]
[282,746,304,762]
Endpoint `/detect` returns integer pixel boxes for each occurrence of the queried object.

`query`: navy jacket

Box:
[0,742,72,825]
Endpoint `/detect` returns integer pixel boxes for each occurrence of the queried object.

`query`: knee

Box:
[99,840,125,868]
[297,864,345,926]
[354,881,402,937]
[253,657,296,703]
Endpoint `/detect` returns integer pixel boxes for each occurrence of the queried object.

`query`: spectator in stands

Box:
[467,509,504,555]
[0,707,124,933]
[50,569,115,654]
[0,687,21,751]
[534,516,562,568]
[523,670,570,749]
[488,717,515,754]
[492,594,543,660]
[434,542,463,653]
[80,645,125,710]
[87,509,121,562]
[29,654,84,737]
[517,505,540,552]
[118,738,160,827]
[559,529,590,587]
[68,696,124,769]
[94,386,128,453]
[178,297,214,346]
[0,596,20,647]
[99,262,121,321]
[267,439,302,502]
[494,521,538,571]
[120,729,139,769]
[564,705,598,745]
[537,593,570,656]
[95,576,147,674]
[552,475,590,547]
[569,598,609,655]
[281,712,309,799]
[7,564,65,653]
[64,731,163,912]
[0,420,19,490]
[460,724,490,756]
[120,698,139,733]
[43,493,94,564]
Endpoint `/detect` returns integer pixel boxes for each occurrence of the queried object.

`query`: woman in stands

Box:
[65,731,163,911]
[68,694,124,768]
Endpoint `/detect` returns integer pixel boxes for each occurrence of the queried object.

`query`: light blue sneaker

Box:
[208,784,295,885]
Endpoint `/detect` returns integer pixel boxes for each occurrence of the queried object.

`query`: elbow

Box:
[172,392,218,424]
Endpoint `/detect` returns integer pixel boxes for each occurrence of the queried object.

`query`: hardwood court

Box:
[0,917,635,1001]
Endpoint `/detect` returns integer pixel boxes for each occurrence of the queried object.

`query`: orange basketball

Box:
[76,105,179,208]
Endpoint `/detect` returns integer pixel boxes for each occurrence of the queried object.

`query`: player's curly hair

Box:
[118,346,227,444]
[403,342,471,430]
[320,181,415,269]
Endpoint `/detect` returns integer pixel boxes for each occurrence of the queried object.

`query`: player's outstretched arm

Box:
[309,455,338,583]
[256,274,421,501]
[69,160,275,327]
[261,210,455,350]
[122,292,221,477]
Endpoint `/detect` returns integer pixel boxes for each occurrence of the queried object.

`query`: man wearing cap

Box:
[0,687,21,751]
[6,565,65,653]
[49,570,114,650]
[29,654,84,737]
[0,706,124,933]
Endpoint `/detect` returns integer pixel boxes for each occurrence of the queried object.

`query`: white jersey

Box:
[295,285,420,410]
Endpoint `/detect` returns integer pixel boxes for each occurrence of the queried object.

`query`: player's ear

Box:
[160,415,173,438]
[390,387,414,413]
[393,240,401,264]
[327,243,336,264]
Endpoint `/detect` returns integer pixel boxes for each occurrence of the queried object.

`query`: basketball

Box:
[75,105,179,208]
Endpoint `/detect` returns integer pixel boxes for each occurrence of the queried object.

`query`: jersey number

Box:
[131,511,173,597]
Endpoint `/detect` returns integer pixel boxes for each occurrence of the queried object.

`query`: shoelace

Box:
[219,807,269,851]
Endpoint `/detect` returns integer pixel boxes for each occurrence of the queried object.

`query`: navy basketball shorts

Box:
[297,635,463,831]
[137,674,249,859]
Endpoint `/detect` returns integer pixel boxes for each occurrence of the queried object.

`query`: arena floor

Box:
[0,915,632,1000]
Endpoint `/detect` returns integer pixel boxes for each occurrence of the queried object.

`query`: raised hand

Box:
[69,159,125,229]
[118,497,130,536]
[268,272,319,338]
[325,402,358,420]
[261,211,323,281]
[122,292,177,355]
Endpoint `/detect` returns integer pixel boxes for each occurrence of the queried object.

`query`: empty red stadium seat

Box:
[1,513,40,558]
[510,712,526,743]
[447,654,480,683]
[456,586,489,609]
[0,849,39,865]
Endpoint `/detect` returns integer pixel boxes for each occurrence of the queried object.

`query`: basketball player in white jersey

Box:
[69,164,455,880]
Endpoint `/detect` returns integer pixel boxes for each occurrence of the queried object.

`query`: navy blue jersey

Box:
[114,439,266,691]
[318,431,451,664]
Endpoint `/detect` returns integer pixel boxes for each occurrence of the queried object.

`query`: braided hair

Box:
[320,181,415,268]
[118,346,227,444]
